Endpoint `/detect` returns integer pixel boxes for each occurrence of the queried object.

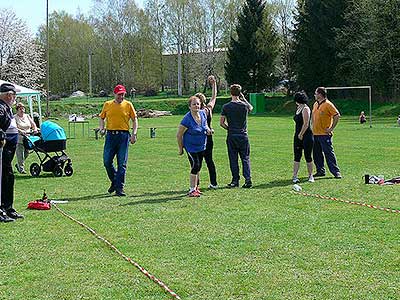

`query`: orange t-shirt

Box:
[312,99,339,135]
[99,100,136,131]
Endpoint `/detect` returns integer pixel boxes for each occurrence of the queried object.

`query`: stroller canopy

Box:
[40,121,67,141]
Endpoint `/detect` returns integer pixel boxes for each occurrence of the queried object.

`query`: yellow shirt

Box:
[99,100,136,131]
[312,99,339,135]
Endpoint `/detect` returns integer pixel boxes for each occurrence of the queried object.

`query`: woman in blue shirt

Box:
[177,96,212,197]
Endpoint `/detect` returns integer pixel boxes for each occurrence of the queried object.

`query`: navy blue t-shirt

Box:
[180,110,208,153]
[221,101,249,134]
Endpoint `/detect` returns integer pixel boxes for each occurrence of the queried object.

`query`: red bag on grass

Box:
[27,201,51,210]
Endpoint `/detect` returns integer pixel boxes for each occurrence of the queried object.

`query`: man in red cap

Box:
[99,84,138,196]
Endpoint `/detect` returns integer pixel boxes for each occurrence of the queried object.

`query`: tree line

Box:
[1,0,399,101]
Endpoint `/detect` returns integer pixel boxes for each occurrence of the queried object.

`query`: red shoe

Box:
[195,186,202,194]
[188,190,200,197]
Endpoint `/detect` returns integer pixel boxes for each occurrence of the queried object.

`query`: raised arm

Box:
[239,93,253,112]
[206,75,217,111]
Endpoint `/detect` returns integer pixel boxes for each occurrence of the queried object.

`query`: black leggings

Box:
[186,150,205,175]
[293,133,313,163]
[204,138,217,185]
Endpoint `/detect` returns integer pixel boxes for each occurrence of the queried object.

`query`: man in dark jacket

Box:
[0,83,24,222]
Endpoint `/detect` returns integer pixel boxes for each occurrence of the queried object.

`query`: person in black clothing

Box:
[292,92,314,183]
[196,75,218,189]
[0,83,24,222]
[220,84,253,188]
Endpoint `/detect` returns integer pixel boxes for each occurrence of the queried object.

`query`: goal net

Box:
[325,86,372,128]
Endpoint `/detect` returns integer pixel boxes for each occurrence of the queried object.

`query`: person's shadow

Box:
[121,189,188,206]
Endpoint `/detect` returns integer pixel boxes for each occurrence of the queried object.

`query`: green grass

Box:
[1,116,399,300]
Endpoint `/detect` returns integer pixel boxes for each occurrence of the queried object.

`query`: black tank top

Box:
[293,108,312,136]
[204,107,213,142]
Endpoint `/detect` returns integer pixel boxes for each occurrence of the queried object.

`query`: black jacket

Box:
[0,99,12,132]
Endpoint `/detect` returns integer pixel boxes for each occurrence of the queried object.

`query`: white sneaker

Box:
[308,175,315,183]
[208,184,218,189]
[292,177,300,184]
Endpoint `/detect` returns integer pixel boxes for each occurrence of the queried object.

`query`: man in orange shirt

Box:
[312,87,341,178]
[99,84,138,196]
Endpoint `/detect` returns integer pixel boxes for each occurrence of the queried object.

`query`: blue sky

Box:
[1,0,145,35]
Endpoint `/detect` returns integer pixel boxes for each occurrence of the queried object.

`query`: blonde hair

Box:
[188,95,200,106]
[16,102,25,109]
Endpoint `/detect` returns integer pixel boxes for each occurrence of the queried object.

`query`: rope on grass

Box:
[293,191,400,214]
[52,203,181,300]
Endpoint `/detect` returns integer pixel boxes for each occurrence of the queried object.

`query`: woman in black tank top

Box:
[196,75,218,188]
[292,92,314,183]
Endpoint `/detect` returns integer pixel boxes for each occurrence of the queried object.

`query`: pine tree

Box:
[225,0,279,92]
[292,0,348,93]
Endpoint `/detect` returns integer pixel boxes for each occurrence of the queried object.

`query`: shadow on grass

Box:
[15,173,55,180]
[51,193,112,202]
[121,189,188,206]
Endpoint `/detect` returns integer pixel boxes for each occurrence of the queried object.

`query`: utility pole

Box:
[88,50,93,97]
[46,0,50,116]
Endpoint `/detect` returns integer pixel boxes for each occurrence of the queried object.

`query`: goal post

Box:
[325,86,372,128]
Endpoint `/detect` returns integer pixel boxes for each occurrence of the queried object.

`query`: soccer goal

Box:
[325,86,372,128]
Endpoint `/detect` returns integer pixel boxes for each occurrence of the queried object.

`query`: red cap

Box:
[113,84,126,95]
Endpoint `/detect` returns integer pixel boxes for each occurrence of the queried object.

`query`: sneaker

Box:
[188,190,200,197]
[314,172,326,177]
[208,184,218,189]
[115,190,126,197]
[334,173,342,179]
[308,175,315,183]
[227,182,239,188]
[195,186,203,194]
[108,184,116,194]
[6,209,24,219]
[292,176,300,184]
[242,182,252,188]
[0,209,15,222]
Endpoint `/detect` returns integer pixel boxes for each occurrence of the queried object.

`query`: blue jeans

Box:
[313,135,340,175]
[103,131,130,191]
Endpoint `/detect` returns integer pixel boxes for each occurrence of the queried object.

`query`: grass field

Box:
[1,115,399,300]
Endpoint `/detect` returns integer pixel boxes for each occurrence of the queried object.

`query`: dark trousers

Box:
[1,142,16,210]
[294,133,314,163]
[204,138,217,186]
[226,134,251,183]
[313,135,340,175]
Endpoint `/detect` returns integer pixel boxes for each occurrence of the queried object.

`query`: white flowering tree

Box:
[0,9,45,90]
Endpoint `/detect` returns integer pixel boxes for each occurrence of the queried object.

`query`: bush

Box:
[144,89,157,97]
[49,94,61,101]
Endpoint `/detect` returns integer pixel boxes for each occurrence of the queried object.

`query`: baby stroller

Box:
[24,121,73,177]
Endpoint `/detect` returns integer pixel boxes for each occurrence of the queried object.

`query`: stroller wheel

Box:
[53,165,63,177]
[64,164,73,177]
[30,163,41,177]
